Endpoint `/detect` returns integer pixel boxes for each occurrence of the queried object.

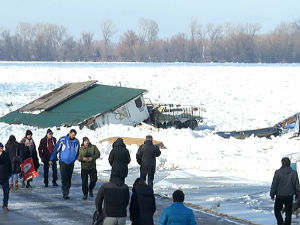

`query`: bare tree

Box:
[138,18,159,44]
[100,19,116,60]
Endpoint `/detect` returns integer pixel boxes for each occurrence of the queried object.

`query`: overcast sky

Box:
[1,0,299,41]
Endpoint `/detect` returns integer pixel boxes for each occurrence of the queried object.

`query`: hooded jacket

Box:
[78,143,100,170]
[270,165,300,198]
[108,138,131,178]
[50,135,79,165]
[5,140,21,174]
[130,184,156,225]
[95,177,130,218]
[136,140,161,174]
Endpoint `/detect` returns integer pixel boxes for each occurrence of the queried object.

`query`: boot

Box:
[14,180,19,190]
[26,181,32,188]
[9,184,13,191]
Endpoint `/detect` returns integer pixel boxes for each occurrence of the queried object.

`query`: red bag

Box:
[20,157,39,181]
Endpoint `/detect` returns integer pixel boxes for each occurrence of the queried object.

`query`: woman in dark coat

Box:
[108,138,131,183]
[20,129,40,188]
[130,178,156,225]
[5,135,21,190]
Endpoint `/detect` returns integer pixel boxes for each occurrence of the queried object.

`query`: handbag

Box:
[92,210,104,225]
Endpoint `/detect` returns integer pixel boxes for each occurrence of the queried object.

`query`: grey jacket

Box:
[270,166,300,198]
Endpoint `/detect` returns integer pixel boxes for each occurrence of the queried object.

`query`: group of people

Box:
[0,129,198,224]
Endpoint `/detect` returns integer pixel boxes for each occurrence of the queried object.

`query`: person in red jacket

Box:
[38,129,58,187]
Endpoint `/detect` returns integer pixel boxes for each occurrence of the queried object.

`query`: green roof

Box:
[0,84,146,128]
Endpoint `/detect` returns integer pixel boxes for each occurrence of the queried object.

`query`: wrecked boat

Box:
[216,113,299,139]
[143,101,204,130]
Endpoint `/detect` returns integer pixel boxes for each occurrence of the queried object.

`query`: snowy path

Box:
[0,168,256,225]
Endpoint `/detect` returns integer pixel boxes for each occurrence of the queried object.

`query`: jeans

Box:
[59,162,74,197]
[81,168,97,196]
[140,170,154,189]
[103,217,126,225]
[0,179,9,207]
[274,196,293,225]
[43,160,57,184]
[9,174,19,185]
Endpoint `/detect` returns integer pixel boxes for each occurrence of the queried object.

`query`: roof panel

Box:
[19,80,97,112]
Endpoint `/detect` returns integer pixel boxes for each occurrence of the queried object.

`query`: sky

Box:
[0,0,299,41]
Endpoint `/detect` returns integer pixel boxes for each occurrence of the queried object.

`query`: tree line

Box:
[0,18,299,63]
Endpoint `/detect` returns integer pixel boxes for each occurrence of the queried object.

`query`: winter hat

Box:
[0,142,3,148]
[46,129,53,134]
[82,137,89,142]
[25,129,33,136]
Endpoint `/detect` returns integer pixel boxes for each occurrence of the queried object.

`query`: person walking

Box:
[38,129,58,187]
[5,135,21,191]
[49,129,79,200]
[158,190,197,225]
[19,129,40,188]
[270,157,300,225]
[108,138,131,183]
[129,178,156,225]
[136,135,161,189]
[95,176,130,225]
[0,142,12,212]
[78,137,100,200]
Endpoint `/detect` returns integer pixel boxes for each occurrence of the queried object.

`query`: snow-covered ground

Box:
[0,62,299,224]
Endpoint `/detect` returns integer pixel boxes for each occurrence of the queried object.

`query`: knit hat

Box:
[82,137,89,142]
[25,129,33,136]
[46,129,53,134]
[0,142,3,148]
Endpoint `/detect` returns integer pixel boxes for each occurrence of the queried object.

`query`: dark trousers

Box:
[140,170,154,189]
[81,168,97,196]
[59,162,74,197]
[274,196,293,225]
[43,160,57,184]
[0,179,9,207]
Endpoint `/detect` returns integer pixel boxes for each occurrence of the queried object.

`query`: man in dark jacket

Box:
[95,176,129,225]
[78,137,100,200]
[108,138,131,183]
[130,178,156,225]
[38,129,57,187]
[270,157,300,225]
[0,142,12,212]
[136,135,161,189]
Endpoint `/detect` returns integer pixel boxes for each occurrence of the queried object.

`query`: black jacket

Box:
[130,184,156,225]
[136,140,161,174]
[108,138,131,179]
[0,151,12,180]
[95,177,130,218]
[270,165,300,198]
[20,138,40,170]
[5,141,21,174]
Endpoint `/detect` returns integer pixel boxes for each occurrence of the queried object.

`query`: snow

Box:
[0,62,299,224]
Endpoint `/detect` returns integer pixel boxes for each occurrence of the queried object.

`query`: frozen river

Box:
[0,62,299,224]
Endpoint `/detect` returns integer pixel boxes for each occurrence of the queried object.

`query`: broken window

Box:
[135,97,143,108]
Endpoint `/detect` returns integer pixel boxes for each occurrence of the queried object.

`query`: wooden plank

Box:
[99,136,166,148]
[19,80,97,112]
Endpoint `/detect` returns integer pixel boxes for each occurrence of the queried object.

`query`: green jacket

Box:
[78,144,100,170]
